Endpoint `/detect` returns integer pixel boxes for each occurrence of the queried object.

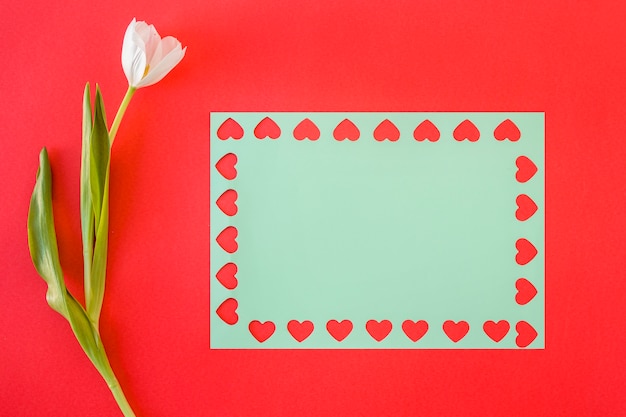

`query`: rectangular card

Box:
[211,112,544,349]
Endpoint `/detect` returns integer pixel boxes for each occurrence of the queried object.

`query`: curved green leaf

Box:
[27,148,68,318]
[27,148,102,360]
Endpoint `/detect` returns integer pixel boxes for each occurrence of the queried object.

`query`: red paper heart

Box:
[333,119,360,141]
[216,298,238,325]
[443,320,469,342]
[483,320,510,342]
[366,320,392,341]
[402,320,429,342]
[494,119,521,141]
[515,194,538,221]
[515,321,537,348]
[515,156,537,183]
[374,119,400,142]
[249,320,276,343]
[216,189,238,216]
[254,117,281,139]
[326,320,353,341]
[293,118,320,141]
[216,262,238,290]
[453,119,480,142]
[215,153,237,180]
[216,226,238,253]
[413,119,440,142]
[217,117,244,140]
[287,320,314,342]
[515,238,537,265]
[515,278,537,305]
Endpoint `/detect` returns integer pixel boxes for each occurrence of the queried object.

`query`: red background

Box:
[2,1,626,416]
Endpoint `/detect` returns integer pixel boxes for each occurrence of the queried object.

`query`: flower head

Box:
[121,18,186,88]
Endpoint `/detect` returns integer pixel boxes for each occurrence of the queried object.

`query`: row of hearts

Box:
[217,117,523,142]
[214,153,539,183]
[214,265,538,305]
[214,226,538,265]
[238,319,538,348]
[214,189,539,221]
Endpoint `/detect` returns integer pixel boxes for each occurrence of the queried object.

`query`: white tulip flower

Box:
[121,18,186,88]
[110,18,185,142]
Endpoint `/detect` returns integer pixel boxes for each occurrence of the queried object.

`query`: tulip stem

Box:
[109,86,136,144]
[97,352,137,417]
[108,379,136,417]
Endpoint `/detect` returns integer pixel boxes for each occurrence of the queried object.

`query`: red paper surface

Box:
[2,1,626,416]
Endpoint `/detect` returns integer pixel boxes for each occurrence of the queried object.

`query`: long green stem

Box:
[109,86,136,144]
[94,346,136,417]
[94,84,136,416]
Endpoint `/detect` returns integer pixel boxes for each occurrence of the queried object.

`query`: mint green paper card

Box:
[211,112,544,349]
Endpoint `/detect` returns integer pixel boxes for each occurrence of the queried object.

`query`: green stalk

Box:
[109,86,136,144]
[87,85,138,416]
[98,85,139,416]
[98,349,136,417]
[85,84,139,415]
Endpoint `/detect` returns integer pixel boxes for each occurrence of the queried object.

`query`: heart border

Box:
[211,113,543,348]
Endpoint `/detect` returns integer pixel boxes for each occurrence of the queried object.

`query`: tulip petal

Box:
[121,19,139,84]
[136,45,186,88]
[128,43,147,87]
[159,36,181,56]
[149,38,164,70]
[122,19,150,87]
[136,22,161,66]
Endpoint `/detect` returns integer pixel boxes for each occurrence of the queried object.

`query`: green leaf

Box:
[89,85,110,229]
[86,85,111,324]
[27,148,69,318]
[27,148,102,361]
[80,83,95,308]
[89,171,110,323]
